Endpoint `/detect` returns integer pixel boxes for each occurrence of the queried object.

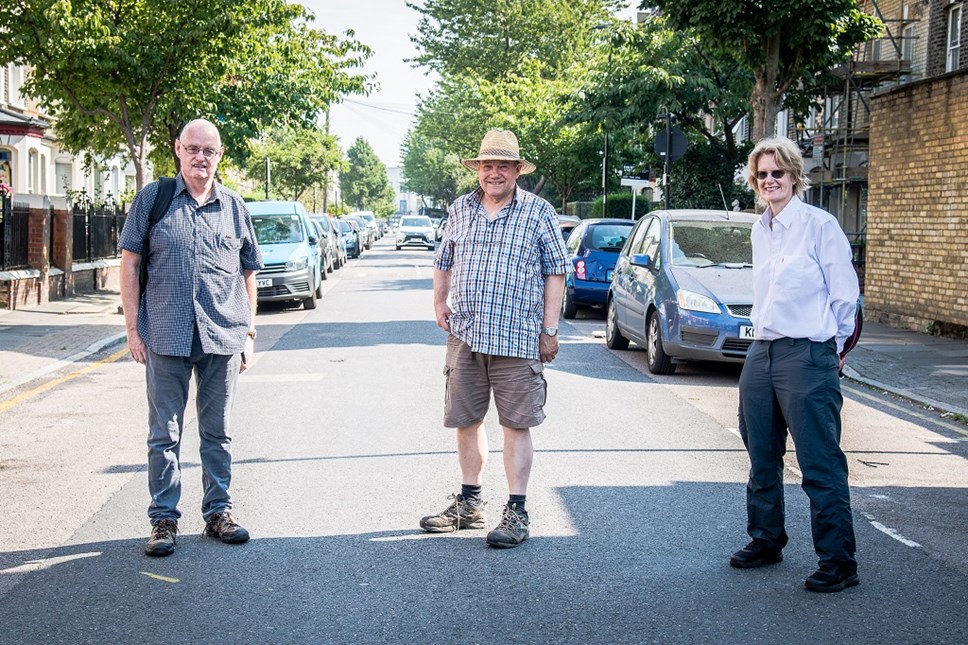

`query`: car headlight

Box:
[677,289,720,314]
[286,257,309,272]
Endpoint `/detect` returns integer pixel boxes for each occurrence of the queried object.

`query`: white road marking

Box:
[0,552,100,574]
[242,373,327,383]
[861,512,921,548]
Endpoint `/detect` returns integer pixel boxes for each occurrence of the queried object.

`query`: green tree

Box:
[0,0,371,190]
[400,129,465,207]
[650,0,882,141]
[247,125,344,203]
[408,0,615,207]
[341,138,396,215]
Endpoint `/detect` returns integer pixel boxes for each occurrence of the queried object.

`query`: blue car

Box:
[606,209,757,374]
[561,218,635,319]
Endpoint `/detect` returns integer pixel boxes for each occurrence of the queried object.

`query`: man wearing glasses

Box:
[119,118,263,557]
[730,135,860,592]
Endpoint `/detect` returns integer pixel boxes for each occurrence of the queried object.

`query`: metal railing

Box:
[0,195,30,270]
[71,192,126,262]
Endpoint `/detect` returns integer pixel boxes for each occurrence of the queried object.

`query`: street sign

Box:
[654,127,687,162]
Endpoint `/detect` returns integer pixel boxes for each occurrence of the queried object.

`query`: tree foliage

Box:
[400,128,467,207]
[0,0,371,190]
[341,138,396,216]
[649,0,883,140]
[247,125,344,203]
[407,0,615,207]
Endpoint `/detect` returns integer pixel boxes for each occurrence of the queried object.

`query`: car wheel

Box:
[303,288,318,310]
[605,298,629,350]
[319,265,328,285]
[396,245,402,250]
[562,288,578,319]
[646,310,675,374]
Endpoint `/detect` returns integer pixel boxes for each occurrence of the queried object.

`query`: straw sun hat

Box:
[460,129,536,175]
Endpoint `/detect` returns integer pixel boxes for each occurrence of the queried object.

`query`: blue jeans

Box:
[145,329,241,524]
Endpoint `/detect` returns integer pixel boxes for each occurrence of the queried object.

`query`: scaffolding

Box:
[799,0,920,282]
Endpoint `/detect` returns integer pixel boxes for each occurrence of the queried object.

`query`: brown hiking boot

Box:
[419,493,486,533]
[203,511,250,544]
[485,504,530,549]
[144,519,178,557]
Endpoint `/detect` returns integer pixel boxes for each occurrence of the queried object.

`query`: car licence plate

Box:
[256,278,272,288]
[740,325,754,339]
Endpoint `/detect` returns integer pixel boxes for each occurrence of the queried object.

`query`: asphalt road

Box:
[0,237,966,644]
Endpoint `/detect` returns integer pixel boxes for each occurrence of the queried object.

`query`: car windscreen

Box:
[585,224,633,252]
[337,220,352,233]
[402,217,432,227]
[669,221,753,266]
[252,214,305,244]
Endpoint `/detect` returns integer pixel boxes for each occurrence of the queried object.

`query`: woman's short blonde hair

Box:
[747,135,810,206]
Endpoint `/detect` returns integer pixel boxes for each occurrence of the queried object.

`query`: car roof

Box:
[582,218,635,226]
[647,209,758,224]
[246,201,306,215]
[557,215,581,224]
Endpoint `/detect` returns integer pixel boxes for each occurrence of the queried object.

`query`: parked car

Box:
[351,210,381,242]
[249,201,324,310]
[344,215,373,249]
[606,209,758,374]
[396,215,436,250]
[336,218,362,258]
[562,218,635,319]
[311,213,345,270]
[309,218,335,277]
[435,215,448,241]
[557,215,582,244]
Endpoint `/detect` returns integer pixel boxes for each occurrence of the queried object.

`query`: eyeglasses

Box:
[181,145,221,159]
[755,169,787,180]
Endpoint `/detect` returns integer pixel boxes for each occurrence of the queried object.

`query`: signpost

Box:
[621,166,652,219]
[654,116,688,209]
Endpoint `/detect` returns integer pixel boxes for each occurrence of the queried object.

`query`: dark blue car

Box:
[562,218,635,319]
[606,210,758,374]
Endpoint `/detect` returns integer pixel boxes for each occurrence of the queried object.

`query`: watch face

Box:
[544,327,558,337]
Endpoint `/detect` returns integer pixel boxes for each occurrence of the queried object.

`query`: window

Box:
[948,3,962,73]
[27,150,38,194]
[902,24,916,62]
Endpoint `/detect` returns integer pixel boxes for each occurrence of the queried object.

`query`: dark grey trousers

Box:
[738,337,857,567]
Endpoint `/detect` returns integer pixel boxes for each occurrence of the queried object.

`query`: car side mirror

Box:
[630,253,652,267]
[308,235,318,245]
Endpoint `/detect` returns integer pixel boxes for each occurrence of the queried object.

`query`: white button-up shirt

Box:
[750,196,859,353]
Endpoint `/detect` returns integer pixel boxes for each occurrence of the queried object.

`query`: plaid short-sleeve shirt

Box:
[434,186,569,360]
[118,175,263,357]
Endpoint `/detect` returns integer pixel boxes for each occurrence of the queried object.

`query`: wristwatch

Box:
[542,327,558,337]
[247,328,257,340]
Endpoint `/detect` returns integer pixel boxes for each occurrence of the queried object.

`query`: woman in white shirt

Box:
[729,135,860,594]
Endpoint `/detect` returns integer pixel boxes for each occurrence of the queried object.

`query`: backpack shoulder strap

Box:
[148,177,176,231]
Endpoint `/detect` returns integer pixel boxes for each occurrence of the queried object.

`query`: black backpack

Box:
[138,177,176,296]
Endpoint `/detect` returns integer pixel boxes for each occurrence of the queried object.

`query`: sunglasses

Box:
[755,169,787,180]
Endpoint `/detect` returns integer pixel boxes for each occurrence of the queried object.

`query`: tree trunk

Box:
[751,33,783,141]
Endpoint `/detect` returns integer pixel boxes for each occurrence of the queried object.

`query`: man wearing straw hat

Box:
[421,129,569,548]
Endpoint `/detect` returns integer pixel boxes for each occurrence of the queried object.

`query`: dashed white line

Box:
[861,512,922,548]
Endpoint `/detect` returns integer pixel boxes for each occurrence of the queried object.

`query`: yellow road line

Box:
[0,347,129,415]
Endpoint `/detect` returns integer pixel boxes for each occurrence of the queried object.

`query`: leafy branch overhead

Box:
[0,0,373,191]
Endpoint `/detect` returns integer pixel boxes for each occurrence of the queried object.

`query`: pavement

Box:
[1,290,967,420]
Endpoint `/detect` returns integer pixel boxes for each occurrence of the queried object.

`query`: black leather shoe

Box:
[729,539,783,568]
[804,564,859,592]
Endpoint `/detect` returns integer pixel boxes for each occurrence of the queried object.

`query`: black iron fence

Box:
[72,198,126,263]
[0,195,30,270]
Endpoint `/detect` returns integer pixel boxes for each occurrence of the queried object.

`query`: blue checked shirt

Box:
[435,186,569,360]
[118,175,263,357]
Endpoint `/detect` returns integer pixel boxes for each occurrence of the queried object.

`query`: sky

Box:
[303,1,640,169]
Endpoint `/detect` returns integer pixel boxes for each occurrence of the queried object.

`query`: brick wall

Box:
[867,68,968,333]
